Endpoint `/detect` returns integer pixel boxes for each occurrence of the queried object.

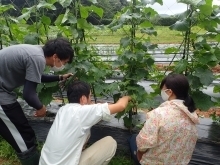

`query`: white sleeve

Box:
[79,103,112,128]
[100,103,112,121]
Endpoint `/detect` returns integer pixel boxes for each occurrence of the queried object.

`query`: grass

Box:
[0,136,19,165]
[85,25,206,44]
[84,26,183,44]
[0,136,133,165]
[46,25,207,44]
[109,155,133,165]
[0,156,132,165]
[9,22,209,45]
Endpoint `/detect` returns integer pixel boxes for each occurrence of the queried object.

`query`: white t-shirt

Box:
[39,103,111,165]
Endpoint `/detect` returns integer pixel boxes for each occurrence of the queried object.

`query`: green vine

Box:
[1,0,220,127]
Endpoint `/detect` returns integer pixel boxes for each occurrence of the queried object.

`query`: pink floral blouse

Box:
[136,100,199,165]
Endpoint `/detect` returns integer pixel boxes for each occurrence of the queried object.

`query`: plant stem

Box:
[43,24,49,41]
[164,39,185,75]
[131,0,136,52]
[42,8,49,41]
[3,13,13,41]
[35,0,40,44]
[0,33,2,49]
[185,5,193,76]
[58,83,65,105]
[91,84,97,103]
[77,0,86,44]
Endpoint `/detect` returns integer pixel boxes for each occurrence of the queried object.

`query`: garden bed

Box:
[156,63,220,74]
[23,99,220,165]
[16,95,220,164]
[28,113,220,165]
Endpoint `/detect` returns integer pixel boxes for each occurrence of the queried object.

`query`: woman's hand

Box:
[137,150,146,162]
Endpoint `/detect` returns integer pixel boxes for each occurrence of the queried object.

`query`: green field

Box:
[85,26,206,44]
[17,24,207,45]
[47,25,207,45]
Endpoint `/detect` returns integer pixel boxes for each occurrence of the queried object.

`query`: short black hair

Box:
[67,80,91,103]
[42,37,74,63]
[160,73,196,112]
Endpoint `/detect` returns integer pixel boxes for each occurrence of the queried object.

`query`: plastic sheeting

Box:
[15,81,220,164]
[190,142,220,165]
[21,99,220,164]
[29,117,220,165]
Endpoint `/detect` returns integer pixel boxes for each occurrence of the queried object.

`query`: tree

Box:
[84,0,129,25]
[2,0,128,25]
[151,15,179,26]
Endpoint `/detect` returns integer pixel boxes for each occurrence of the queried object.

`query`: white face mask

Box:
[51,59,65,72]
[161,89,170,101]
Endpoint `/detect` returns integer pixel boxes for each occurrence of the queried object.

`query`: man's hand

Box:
[34,105,47,117]
[62,73,73,80]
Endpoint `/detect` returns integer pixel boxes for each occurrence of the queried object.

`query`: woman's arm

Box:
[136,110,160,151]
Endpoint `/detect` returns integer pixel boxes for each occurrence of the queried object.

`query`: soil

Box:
[0,158,19,165]
[196,108,220,118]
[0,158,6,164]
[156,63,220,73]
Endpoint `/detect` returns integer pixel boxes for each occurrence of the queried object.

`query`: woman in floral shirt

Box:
[129,73,199,165]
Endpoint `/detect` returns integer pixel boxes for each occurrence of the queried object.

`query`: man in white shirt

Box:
[39,80,131,165]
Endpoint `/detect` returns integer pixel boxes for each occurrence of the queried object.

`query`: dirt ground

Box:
[156,63,220,73]
[196,108,220,118]
[0,158,19,165]
[0,159,6,164]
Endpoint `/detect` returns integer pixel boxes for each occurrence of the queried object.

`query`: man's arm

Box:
[23,80,46,117]
[78,96,131,128]
[108,96,131,114]
[41,74,60,83]
[41,73,73,83]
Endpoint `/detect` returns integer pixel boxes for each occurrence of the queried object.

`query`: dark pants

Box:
[128,134,141,165]
[0,101,39,164]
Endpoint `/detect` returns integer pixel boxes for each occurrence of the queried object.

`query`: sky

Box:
[148,0,220,15]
